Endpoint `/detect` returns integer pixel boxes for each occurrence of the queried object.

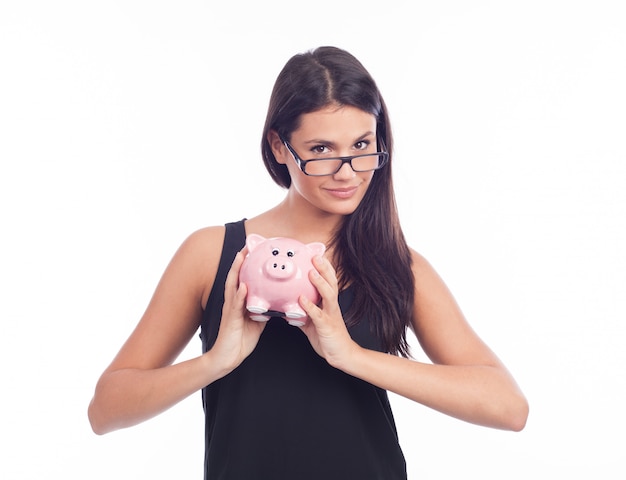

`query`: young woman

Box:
[88,46,528,479]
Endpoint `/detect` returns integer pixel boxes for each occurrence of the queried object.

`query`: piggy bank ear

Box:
[306,242,326,257]
[246,234,266,252]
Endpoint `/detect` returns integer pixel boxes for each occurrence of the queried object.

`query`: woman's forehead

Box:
[293,105,377,141]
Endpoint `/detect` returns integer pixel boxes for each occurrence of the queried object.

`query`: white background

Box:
[1,1,625,478]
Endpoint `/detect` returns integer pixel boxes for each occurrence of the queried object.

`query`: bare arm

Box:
[299,251,528,431]
[88,228,265,434]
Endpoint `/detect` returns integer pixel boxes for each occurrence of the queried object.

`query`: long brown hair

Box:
[261,47,414,357]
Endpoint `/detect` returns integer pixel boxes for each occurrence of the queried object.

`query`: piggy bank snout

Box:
[264,258,295,279]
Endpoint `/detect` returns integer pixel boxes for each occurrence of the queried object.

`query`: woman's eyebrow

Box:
[302,131,376,146]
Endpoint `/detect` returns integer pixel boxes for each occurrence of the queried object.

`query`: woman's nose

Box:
[332,160,356,180]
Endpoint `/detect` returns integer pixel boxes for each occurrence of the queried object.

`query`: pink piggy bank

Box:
[239,234,326,326]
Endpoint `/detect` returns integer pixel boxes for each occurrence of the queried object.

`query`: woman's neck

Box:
[246,194,343,246]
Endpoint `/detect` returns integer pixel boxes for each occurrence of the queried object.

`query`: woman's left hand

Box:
[298,255,359,368]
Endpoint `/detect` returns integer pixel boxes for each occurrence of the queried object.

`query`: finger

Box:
[312,255,338,288]
[235,281,248,305]
[299,294,321,321]
[224,252,241,291]
[224,251,247,307]
[308,263,337,302]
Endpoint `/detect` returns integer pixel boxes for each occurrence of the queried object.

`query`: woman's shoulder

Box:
[172,224,226,262]
[407,247,447,291]
[181,224,233,269]
[408,247,431,273]
[183,224,227,249]
[166,225,229,304]
[183,220,247,260]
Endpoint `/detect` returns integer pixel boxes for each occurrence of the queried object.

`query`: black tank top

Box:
[200,220,407,479]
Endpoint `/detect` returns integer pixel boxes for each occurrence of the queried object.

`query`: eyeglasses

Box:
[281,139,389,176]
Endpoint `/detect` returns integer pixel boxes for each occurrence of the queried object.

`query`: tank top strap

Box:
[218,219,247,276]
[200,219,246,352]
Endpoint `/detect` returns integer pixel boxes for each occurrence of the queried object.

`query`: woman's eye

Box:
[311,145,329,154]
[354,140,370,150]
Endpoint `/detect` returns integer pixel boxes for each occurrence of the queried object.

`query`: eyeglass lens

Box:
[305,154,384,176]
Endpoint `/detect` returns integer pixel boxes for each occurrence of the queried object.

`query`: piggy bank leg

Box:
[246,297,271,322]
[283,303,307,327]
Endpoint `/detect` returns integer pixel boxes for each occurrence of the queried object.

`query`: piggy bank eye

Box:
[287,250,295,257]
[272,248,280,256]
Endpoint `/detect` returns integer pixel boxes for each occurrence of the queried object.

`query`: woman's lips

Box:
[324,186,359,199]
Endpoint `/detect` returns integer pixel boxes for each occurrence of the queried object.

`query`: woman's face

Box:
[271,104,379,217]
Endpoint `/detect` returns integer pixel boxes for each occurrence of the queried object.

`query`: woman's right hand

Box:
[88,230,266,435]
[208,250,266,375]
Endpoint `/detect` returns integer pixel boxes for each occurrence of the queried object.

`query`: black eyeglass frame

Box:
[281,138,389,177]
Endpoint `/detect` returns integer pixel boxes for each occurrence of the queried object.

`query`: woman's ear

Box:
[268,130,288,165]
